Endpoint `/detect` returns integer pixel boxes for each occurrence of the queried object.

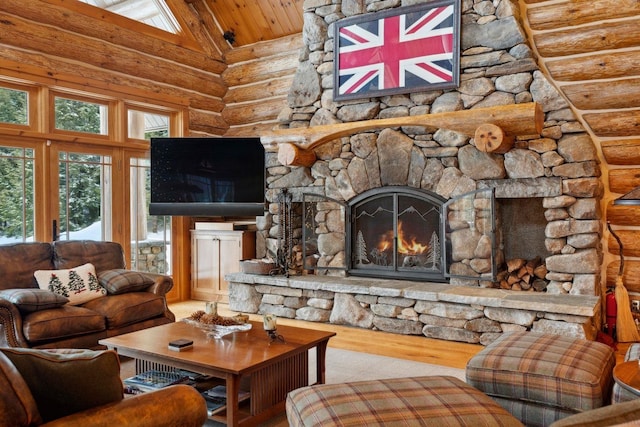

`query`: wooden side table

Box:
[613,361,640,396]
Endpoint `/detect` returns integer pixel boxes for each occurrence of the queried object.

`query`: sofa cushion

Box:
[53,240,126,272]
[98,269,154,295]
[0,350,42,426]
[0,242,53,291]
[34,262,106,305]
[0,289,69,312]
[82,292,166,328]
[22,305,106,344]
[1,348,123,423]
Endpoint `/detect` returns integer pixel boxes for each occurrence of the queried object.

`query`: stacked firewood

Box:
[496,257,548,292]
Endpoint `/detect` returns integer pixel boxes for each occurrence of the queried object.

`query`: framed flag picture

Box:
[334,0,460,101]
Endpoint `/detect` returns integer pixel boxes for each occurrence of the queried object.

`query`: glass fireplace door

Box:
[348,187,446,281]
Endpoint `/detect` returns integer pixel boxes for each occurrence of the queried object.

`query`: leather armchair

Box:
[0,347,207,427]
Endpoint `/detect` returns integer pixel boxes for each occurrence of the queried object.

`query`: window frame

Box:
[0,80,39,132]
[0,78,184,271]
[49,90,114,139]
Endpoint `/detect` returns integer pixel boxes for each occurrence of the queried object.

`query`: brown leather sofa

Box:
[0,240,175,349]
[0,347,207,427]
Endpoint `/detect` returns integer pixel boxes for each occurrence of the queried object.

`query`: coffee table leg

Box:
[224,375,241,426]
[316,340,329,384]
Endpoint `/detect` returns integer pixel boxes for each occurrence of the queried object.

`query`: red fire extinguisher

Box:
[606,290,617,338]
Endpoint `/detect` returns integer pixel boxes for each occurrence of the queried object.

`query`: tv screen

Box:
[149,137,265,216]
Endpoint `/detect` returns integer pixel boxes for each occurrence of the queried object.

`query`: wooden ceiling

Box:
[204,0,304,47]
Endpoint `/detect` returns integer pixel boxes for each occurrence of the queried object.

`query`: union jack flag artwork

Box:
[334,1,460,101]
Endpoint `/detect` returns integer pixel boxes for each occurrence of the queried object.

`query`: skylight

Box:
[78,0,181,34]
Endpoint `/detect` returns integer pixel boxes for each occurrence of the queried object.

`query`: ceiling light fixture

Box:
[223,30,236,44]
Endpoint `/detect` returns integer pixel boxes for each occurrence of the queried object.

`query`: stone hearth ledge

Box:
[226,273,601,345]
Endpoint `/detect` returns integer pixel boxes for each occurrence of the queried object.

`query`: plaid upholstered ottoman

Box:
[286,375,524,426]
[466,331,616,427]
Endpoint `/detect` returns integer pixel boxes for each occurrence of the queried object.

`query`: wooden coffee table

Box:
[100,320,335,426]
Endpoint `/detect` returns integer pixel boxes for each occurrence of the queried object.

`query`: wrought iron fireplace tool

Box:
[274,188,294,277]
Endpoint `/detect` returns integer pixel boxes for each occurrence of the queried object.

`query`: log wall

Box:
[523,0,640,303]
[0,0,227,135]
[221,34,303,137]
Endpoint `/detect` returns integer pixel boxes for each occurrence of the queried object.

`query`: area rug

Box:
[120,347,465,426]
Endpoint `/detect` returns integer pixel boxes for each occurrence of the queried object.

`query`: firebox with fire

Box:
[347,187,445,281]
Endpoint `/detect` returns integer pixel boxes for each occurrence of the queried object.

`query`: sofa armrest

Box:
[0,298,29,347]
[40,384,208,427]
[142,272,174,296]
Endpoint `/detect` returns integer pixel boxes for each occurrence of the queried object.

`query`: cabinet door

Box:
[217,234,242,295]
[191,233,222,301]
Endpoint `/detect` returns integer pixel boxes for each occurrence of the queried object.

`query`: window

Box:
[0,87,29,126]
[128,107,171,273]
[57,151,112,241]
[0,146,35,243]
[77,0,182,34]
[128,109,169,139]
[0,77,181,272]
[130,157,171,273]
[54,96,108,135]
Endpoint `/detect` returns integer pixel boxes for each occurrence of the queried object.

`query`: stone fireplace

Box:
[227,0,604,344]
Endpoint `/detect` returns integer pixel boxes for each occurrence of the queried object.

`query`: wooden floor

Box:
[169,300,631,370]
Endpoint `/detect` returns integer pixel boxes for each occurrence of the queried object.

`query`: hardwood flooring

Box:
[169,300,631,370]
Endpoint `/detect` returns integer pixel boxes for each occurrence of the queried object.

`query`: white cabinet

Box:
[191,229,256,302]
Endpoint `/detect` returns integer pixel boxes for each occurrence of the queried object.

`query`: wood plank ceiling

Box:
[202,0,305,47]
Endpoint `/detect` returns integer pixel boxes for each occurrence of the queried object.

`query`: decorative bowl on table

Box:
[182,311,252,339]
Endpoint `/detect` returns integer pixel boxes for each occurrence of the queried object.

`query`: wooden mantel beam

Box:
[263,102,544,166]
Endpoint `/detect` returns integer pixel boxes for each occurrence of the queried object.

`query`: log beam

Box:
[533,19,640,58]
[0,0,225,71]
[474,123,514,153]
[0,49,224,113]
[607,260,640,292]
[546,51,640,82]
[526,0,640,31]
[0,11,226,98]
[607,201,640,226]
[609,168,640,194]
[601,139,640,165]
[262,103,543,163]
[563,79,640,110]
[584,110,640,138]
[277,143,317,167]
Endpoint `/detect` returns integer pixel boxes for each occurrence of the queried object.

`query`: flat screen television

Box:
[149,137,265,217]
